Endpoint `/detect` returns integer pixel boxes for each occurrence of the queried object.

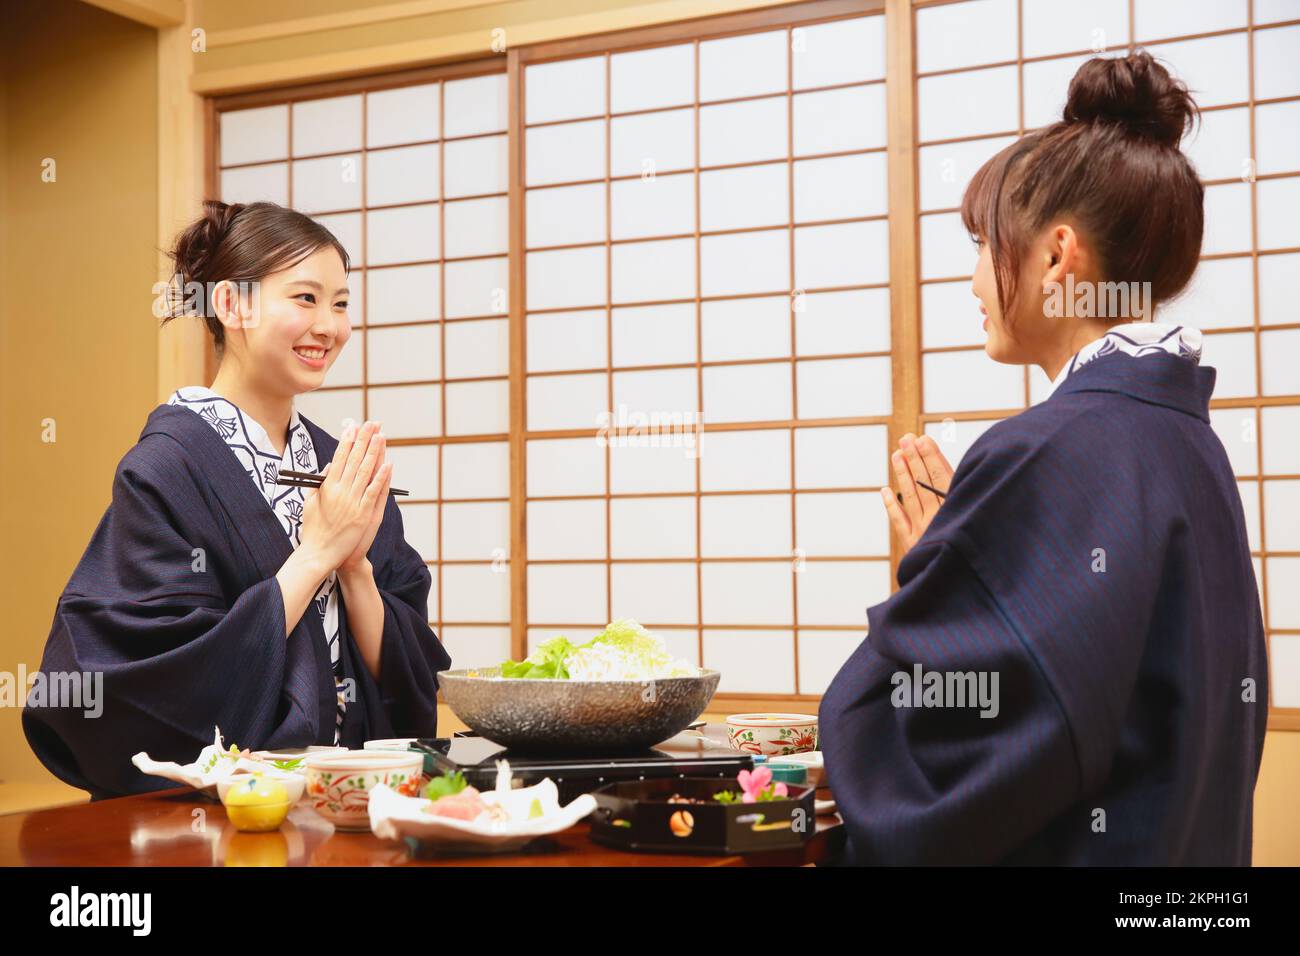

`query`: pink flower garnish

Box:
[738,766,771,802]
[734,766,788,802]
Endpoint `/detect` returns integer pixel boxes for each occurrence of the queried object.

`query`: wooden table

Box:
[0,727,844,867]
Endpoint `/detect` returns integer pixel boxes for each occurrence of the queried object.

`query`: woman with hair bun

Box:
[820,52,1268,864]
[24,201,450,798]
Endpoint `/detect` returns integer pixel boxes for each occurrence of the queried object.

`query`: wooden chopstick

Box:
[277,469,409,496]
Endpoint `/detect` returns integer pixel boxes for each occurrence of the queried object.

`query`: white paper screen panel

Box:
[913,0,1300,715]
[521,15,889,694]
[218,71,513,642]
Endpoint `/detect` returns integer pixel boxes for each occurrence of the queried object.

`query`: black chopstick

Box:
[895,480,946,503]
[409,739,459,777]
[277,469,409,496]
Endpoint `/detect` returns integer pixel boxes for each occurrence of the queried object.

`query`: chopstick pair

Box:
[895,480,946,503]
[277,468,409,497]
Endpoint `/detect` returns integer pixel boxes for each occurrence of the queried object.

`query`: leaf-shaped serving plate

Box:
[130,728,320,799]
[368,779,596,853]
[130,750,304,798]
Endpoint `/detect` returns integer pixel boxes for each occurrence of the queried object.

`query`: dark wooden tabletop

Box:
[0,728,844,867]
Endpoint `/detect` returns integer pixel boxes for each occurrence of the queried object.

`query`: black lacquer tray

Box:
[589,777,816,855]
[412,733,754,807]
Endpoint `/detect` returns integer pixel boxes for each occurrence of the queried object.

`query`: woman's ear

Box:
[1040,223,1081,291]
[210,279,253,334]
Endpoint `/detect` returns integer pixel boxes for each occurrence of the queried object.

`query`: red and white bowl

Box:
[302,750,424,831]
[725,713,819,756]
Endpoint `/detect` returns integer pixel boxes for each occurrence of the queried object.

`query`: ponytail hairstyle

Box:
[960,50,1204,322]
[162,200,350,357]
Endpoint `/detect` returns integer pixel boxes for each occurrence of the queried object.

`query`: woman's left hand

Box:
[337,430,391,574]
[881,433,954,555]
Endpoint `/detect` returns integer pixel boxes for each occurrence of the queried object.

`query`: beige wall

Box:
[0,0,159,805]
[1252,730,1300,866]
[188,0,787,92]
[0,0,1295,867]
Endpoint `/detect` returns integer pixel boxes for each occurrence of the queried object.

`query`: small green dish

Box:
[764,761,809,785]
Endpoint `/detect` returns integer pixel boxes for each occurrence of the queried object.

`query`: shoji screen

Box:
[912,0,1300,719]
[915,0,1062,464]
[519,7,892,701]
[214,66,514,670]
[1153,0,1300,720]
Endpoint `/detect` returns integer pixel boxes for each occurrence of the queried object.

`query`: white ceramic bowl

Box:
[252,746,344,763]
[302,750,424,831]
[363,738,418,752]
[725,713,819,756]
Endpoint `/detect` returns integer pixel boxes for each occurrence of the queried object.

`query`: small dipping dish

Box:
[768,750,824,787]
[764,761,809,786]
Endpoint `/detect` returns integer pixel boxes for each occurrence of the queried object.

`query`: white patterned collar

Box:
[167,386,315,505]
[170,384,300,455]
[1048,322,1203,395]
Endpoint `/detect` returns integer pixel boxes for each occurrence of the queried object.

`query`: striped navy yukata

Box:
[820,331,1268,865]
[24,401,449,798]
[167,387,347,743]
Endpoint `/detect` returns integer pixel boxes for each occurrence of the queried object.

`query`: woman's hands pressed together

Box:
[274,420,391,637]
[881,432,954,555]
[300,420,391,572]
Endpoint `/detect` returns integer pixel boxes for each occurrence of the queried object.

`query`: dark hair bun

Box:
[169,199,244,286]
[1063,51,1198,148]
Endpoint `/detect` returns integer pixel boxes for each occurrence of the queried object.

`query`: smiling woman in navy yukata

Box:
[24,201,450,798]
[819,53,1268,865]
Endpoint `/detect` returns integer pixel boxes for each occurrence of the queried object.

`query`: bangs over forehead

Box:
[224,216,351,282]
[958,134,1040,318]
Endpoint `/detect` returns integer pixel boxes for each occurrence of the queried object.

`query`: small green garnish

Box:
[713,787,784,803]
[528,798,543,819]
[422,771,469,801]
[272,758,304,771]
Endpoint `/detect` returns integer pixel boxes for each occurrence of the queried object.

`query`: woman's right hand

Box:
[298,420,390,572]
[881,432,954,556]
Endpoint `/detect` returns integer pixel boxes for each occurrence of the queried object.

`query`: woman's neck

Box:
[1038,318,1125,383]
[208,363,293,456]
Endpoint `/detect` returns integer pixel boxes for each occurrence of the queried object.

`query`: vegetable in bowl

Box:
[498,619,697,681]
[444,621,719,752]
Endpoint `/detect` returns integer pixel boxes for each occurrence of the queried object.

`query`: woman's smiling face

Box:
[225,245,351,397]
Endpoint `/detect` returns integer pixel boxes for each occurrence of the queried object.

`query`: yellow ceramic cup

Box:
[222,775,292,832]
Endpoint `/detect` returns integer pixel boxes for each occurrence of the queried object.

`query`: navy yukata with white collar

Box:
[24,402,450,799]
[820,330,1268,865]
